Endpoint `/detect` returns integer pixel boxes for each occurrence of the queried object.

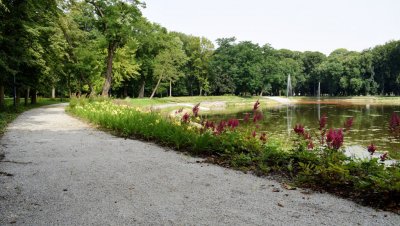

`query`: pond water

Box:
[203,103,400,158]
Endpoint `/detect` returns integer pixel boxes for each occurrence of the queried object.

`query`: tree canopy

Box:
[1,0,400,104]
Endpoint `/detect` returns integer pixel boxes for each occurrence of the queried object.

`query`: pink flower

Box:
[294,124,305,135]
[214,121,227,135]
[204,121,215,130]
[367,143,376,155]
[192,103,200,117]
[253,112,263,123]
[389,112,400,131]
[182,113,190,123]
[260,132,267,143]
[303,132,311,140]
[344,117,354,130]
[227,118,239,129]
[326,128,344,150]
[380,152,388,161]
[307,141,314,150]
[319,114,327,130]
[251,131,257,137]
[243,113,250,123]
[253,100,260,111]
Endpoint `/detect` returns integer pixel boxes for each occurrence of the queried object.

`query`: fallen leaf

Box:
[282,183,296,190]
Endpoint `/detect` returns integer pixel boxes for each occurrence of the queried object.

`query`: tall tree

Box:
[134,19,168,98]
[149,36,187,98]
[85,0,143,97]
[0,0,59,106]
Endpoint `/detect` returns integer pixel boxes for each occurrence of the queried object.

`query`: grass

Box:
[120,96,400,111]
[120,95,279,109]
[68,97,400,212]
[0,98,67,135]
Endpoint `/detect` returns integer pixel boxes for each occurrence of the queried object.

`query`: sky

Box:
[141,0,400,55]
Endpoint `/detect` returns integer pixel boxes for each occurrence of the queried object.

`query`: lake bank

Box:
[68,98,400,212]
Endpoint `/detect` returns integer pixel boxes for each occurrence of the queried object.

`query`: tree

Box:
[232,41,263,95]
[172,32,214,96]
[302,51,326,95]
[58,1,105,97]
[149,36,187,98]
[0,0,59,106]
[134,19,167,98]
[85,0,144,97]
[113,38,140,97]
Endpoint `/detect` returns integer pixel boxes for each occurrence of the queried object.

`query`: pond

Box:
[203,103,400,158]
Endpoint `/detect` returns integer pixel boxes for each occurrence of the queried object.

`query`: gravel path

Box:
[0,104,399,225]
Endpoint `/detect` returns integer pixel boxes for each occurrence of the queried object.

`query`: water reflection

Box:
[317,102,321,120]
[205,104,400,155]
[286,105,293,136]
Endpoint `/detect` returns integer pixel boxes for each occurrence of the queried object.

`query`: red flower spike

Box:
[380,152,388,161]
[389,112,400,131]
[367,143,376,155]
[204,121,215,130]
[182,113,190,123]
[253,100,260,111]
[294,124,305,135]
[227,118,239,130]
[344,117,354,130]
[303,132,311,140]
[319,114,327,130]
[260,132,267,143]
[326,128,344,150]
[307,141,314,150]
[253,112,263,123]
[192,103,200,117]
[214,120,227,135]
[243,113,250,123]
[252,131,257,137]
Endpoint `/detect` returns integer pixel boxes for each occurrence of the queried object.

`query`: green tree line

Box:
[1,0,400,107]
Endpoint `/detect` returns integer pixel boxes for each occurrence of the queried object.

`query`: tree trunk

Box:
[0,85,4,108]
[260,90,264,96]
[169,80,172,97]
[138,80,145,98]
[150,75,162,99]
[25,87,30,106]
[31,89,37,104]
[89,84,96,97]
[16,88,20,104]
[123,83,128,98]
[102,42,117,97]
[51,86,56,98]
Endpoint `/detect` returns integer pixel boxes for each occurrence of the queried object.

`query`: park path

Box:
[0,104,399,225]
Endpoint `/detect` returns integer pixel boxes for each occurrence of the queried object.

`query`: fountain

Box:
[286,74,292,98]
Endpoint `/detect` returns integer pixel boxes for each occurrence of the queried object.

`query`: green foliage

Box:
[150,34,188,98]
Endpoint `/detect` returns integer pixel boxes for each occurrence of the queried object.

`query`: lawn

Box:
[119,96,280,110]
